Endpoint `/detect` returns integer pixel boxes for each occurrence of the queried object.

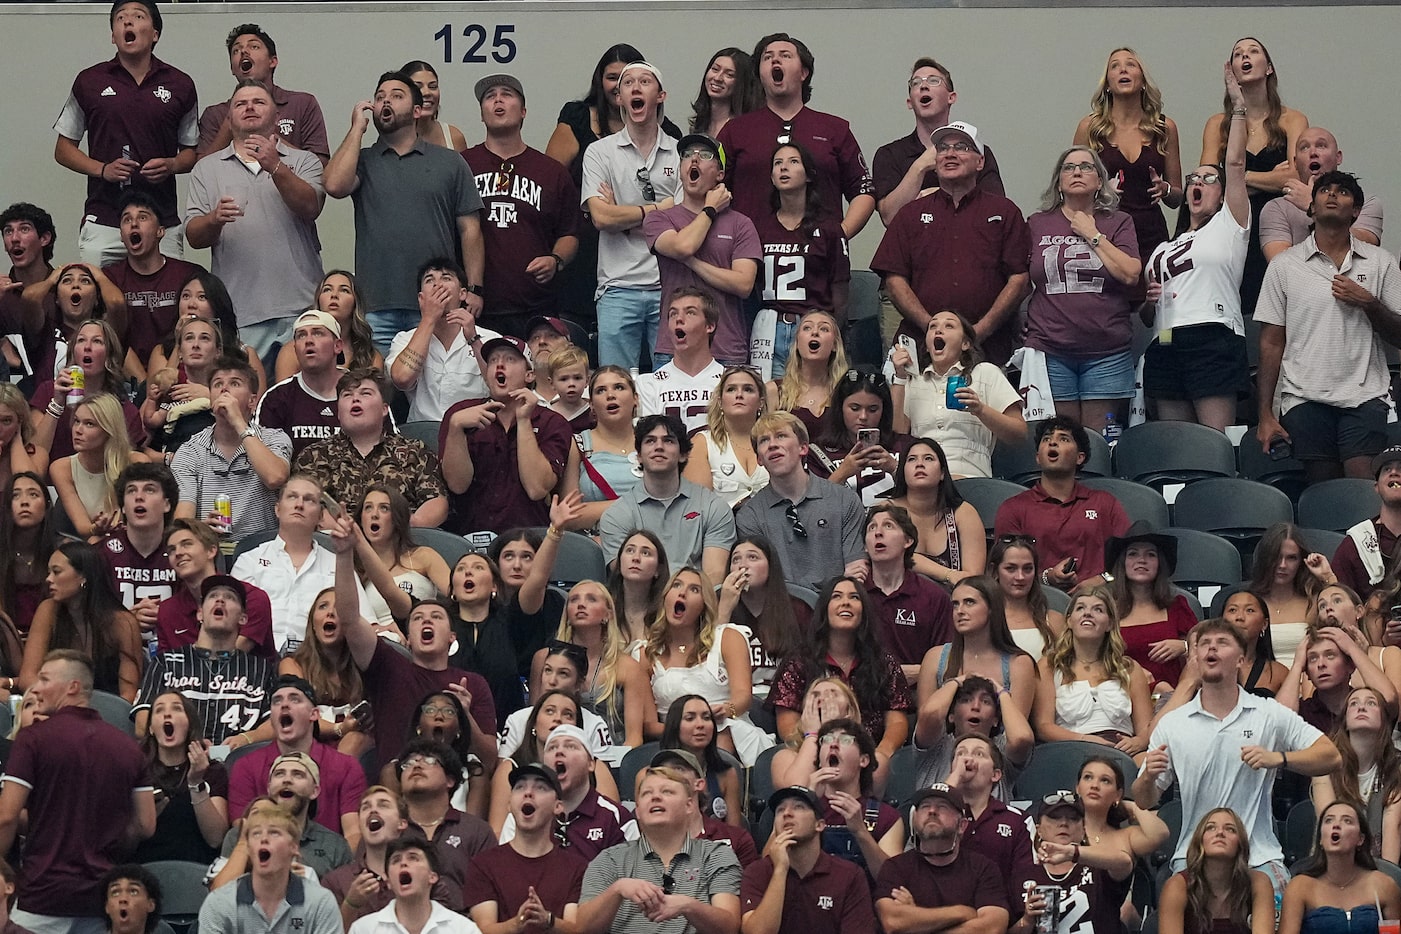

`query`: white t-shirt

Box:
[1146,206,1251,335]
[636,359,725,435]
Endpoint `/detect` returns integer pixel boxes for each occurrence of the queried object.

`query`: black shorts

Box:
[1142,323,1251,401]
[1280,398,1390,463]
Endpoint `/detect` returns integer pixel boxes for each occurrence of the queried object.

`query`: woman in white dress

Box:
[685,365,769,508]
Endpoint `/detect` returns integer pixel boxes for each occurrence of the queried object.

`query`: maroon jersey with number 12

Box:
[751,213,851,315]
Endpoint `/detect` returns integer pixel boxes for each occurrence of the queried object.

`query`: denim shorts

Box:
[1045,349,1137,401]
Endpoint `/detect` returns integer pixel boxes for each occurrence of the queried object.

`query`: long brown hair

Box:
[990,536,1057,648]
[288,587,364,706]
[1183,807,1255,934]
[944,577,1036,679]
[1214,37,1287,161]
[1328,687,1401,810]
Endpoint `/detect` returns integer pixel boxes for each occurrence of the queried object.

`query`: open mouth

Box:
[429,725,447,741]
[277,787,296,801]
[1239,61,1253,73]
[1330,829,1342,843]
[349,403,364,417]
[1309,160,1322,173]
[629,96,646,114]
[688,165,701,182]
[69,292,84,306]
[368,521,382,535]
[129,231,143,248]
[495,371,508,386]
[932,336,947,353]
[124,29,136,42]
[827,753,840,767]
[521,802,537,817]
[257,847,272,865]
[162,721,175,738]
[771,65,783,84]
[398,871,413,887]
[278,713,294,728]
[671,598,687,616]
[366,814,384,832]
[918,94,933,106]
[807,339,821,353]
[554,760,567,775]
[605,402,621,414]
[118,908,130,922]
[419,626,435,645]
[239,56,253,73]
[674,327,686,342]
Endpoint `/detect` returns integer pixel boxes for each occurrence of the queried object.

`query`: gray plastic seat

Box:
[1081,477,1170,529]
[1297,478,1381,534]
[1113,422,1236,490]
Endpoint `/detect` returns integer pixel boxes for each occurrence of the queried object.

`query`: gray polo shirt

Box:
[169,424,293,542]
[580,127,680,295]
[599,478,735,570]
[352,138,482,314]
[198,874,341,934]
[581,833,741,934]
[735,475,865,588]
[185,141,325,326]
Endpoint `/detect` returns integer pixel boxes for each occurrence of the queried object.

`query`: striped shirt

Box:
[169,424,293,541]
[132,646,276,743]
[582,833,741,934]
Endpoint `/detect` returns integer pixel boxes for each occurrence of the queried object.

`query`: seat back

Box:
[1113,422,1236,490]
[1171,478,1295,562]
[1162,528,1244,594]
[954,477,1026,536]
[411,527,472,568]
[1297,478,1381,534]
[526,527,606,586]
[398,420,441,448]
[90,690,134,736]
[1013,740,1138,804]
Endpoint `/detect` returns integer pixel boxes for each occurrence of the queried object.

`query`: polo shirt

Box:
[864,569,953,667]
[186,141,324,326]
[1332,517,1400,596]
[599,479,737,573]
[438,399,570,534]
[348,900,480,934]
[581,833,742,934]
[741,850,876,934]
[360,640,496,771]
[717,106,874,228]
[154,579,277,659]
[351,138,482,314]
[499,789,637,860]
[698,815,760,868]
[228,740,367,837]
[387,324,499,422]
[322,856,463,920]
[961,797,1034,909]
[231,537,371,653]
[902,361,1022,479]
[870,186,1029,365]
[408,808,496,904]
[103,255,207,366]
[993,481,1130,579]
[132,645,276,744]
[170,424,293,542]
[199,84,329,160]
[1,706,151,917]
[54,55,199,227]
[735,476,865,588]
[1150,689,1323,864]
[256,374,339,458]
[873,848,1007,918]
[463,144,580,316]
[1260,193,1384,250]
[217,819,353,879]
[871,131,1004,201]
[1255,235,1401,413]
[465,843,588,934]
[198,873,341,934]
[580,128,681,293]
[643,204,762,362]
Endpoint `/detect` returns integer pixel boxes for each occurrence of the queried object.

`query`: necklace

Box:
[1043,861,1076,882]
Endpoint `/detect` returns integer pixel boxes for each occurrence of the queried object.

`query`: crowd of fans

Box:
[3,3,1401,934]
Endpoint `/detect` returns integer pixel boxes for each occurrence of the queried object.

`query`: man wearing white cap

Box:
[185,78,325,356]
[257,309,345,458]
[871,121,1029,366]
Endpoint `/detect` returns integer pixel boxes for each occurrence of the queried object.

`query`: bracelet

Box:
[802,732,818,739]
[46,400,65,419]
[97,162,109,181]
[270,161,284,178]
[1040,570,1051,586]
[725,701,738,719]
[1231,107,1248,115]
[0,677,11,690]
[702,205,718,220]
[639,205,647,224]
[550,252,565,270]
[547,912,555,930]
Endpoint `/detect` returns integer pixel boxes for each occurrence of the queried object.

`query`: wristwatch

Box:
[1089,234,1103,248]
[466,284,485,296]
[240,425,257,440]
[188,781,210,794]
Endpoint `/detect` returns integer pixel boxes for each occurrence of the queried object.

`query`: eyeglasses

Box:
[402,754,441,768]
[843,369,888,388]
[420,705,458,717]
[1185,172,1222,185]
[935,141,976,154]
[784,501,807,539]
[819,733,858,747]
[908,75,947,90]
[1042,790,1078,807]
[636,167,656,202]
[495,161,514,194]
[681,148,718,162]
[661,873,676,895]
[777,121,794,145]
[1060,162,1097,175]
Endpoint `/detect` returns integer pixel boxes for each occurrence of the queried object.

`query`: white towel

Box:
[749,308,778,381]
[1008,346,1055,422]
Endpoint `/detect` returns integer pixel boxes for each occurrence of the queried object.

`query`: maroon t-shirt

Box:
[362,639,496,770]
[992,482,1131,580]
[874,848,1008,918]
[256,375,340,458]
[717,106,874,228]
[199,84,329,160]
[864,570,953,667]
[30,381,147,460]
[870,186,1030,365]
[153,579,277,660]
[61,56,199,227]
[741,852,876,934]
[438,400,571,535]
[698,815,760,868]
[466,843,588,931]
[463,144,580,316]
[1024,209,1139,358]
[871,131,1005,202]
[751,213,852,316]
[98,528,176,608]
[3,706,148,917]
[102,256,205,365]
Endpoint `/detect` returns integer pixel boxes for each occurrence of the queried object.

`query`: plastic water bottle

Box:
[1103,412,1122,447]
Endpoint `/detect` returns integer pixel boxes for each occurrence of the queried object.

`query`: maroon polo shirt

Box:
[256,375,340,458]
[3,705,149,917]
[717,106,874,228]
[199,84,329,159]
[741,850,877,934]
[410,807,495,904]
[1332,517,1398,599]
[463,144,580,316]
[438,398,570,535]
[871,131,1004,202]
[874,848,1007,918]
[362,639,496,770]
[699,815,761,868]
[992,481,1130,580]
[153,579,276,659]
[751,213,851,316]
[466,843,588,932]
[553,789,633,860]
[227,739,367,836]
[962,797,1034,914]
[99,527,176,608]
[102,256,206,366]
[322,855,462,919]
[61,55,199,227]
[870,186,1029,365]
[864,570,953,667]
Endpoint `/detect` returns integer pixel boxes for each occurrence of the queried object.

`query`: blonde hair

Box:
[750,410,809,447]
[173,314,224,367]
[776,311,848,414]
[0,384,34,449]
[241,800,301,840]
[1047,583,1136,687]
[705,366,765,449]
[74,392,135,516]
[1084,47,1170,156]
[547,345,589,376]
[636,765,696,800]
[554,580,626,727]
[645,567,719,668]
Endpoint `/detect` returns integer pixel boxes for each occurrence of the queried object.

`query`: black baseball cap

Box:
[508,761,562,795]
[768,785,821,814]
